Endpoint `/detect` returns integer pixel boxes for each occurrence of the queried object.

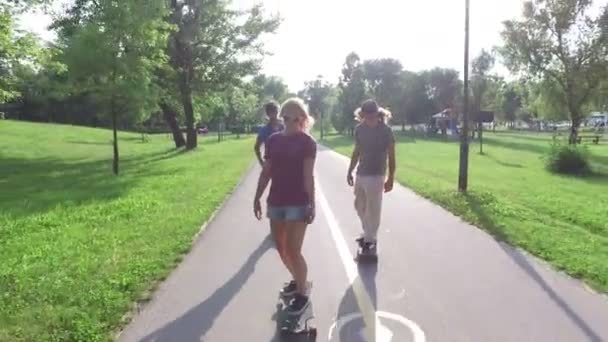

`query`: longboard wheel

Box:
[355,250,378,262]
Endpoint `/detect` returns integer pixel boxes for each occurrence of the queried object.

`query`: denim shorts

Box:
[267,205,308,221]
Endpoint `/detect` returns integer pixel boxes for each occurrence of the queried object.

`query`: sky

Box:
[233,0,526,91]
[16,0,600,93]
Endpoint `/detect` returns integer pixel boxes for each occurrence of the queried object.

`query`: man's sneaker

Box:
[358,237,377,250]
[286,293,310,316]
[356,236,364,247]
[362,242,377,254]
[280,280,297,297]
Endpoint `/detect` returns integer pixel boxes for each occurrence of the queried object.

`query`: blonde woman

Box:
[347,99,396,257]
[253,97,316,315]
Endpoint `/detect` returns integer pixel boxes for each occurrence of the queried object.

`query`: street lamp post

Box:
[458,0,471,192]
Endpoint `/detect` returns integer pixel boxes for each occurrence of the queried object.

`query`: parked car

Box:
[587,112,607,127]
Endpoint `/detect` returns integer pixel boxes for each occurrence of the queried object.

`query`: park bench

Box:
[576,135,601,144]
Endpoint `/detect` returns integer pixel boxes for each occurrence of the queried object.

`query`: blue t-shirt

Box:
[257,122,284,144]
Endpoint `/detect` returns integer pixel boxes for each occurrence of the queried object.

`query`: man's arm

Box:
[384,128,396,192]
[254,139,264,166]
[254,159,271,201]
[387,142,396,180]
[348,126,361,183]
[253,158,271,219]
[348,143,360,176]
[253,134,272,219]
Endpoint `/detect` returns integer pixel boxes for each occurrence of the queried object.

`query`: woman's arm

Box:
[303,155,316,223]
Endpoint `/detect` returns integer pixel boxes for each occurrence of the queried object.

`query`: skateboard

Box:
[355,237,378,262]
[276,287,317,338]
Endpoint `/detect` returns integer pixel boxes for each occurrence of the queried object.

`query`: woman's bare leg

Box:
[270,219,295,277]
[285,221,308,294]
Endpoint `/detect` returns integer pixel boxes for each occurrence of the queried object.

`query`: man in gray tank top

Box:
[347,99,396,253]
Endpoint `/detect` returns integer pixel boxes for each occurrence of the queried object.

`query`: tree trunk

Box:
[179,73,197,149]
[112,106,119,175]
[568,106,582,145]
[479,123,483,154]
[569,118,581,145]
[160,102,186,148]
[218,121,221,142]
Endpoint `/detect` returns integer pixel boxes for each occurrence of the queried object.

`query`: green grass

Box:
[0,120,254,341]
[321,130,608,293]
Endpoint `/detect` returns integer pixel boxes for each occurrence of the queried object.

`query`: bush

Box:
[544,141,591,175]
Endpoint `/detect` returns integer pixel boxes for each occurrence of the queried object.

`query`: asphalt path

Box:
[118,146,608,342]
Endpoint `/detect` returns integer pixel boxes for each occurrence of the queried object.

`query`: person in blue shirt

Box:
[254,101,284,166]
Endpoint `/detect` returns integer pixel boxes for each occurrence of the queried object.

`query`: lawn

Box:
[321,129,608,293]
[0,120,254,341]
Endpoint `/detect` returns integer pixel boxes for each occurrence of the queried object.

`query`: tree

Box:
[166,0,279,149]
[470,49,496,151]
[60,0,169,175]
[300,76,332,138]
[480,76,505,114]
[471,49,496,114]
[252,74,289,104]
[225,86,258,137]
[337,52,366,134]
[586,78,608,113]
[526,78,570,121]
[500,83,522,126]
[250,74,288,123]
[0,10,17,102]
[423,67,463,112]
[500,0,608,143]
[324,85,341,132]
[398,71,435,128]
[0,9,42,103]
[1,0,50,11]
[155,57,187,148]
[363,58,403,110]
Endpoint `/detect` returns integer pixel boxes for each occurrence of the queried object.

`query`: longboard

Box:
[355,237,378,263]
[276,294,317,338]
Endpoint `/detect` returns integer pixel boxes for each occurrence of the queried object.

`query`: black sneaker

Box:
[363,242,377,254]
[286,293,310,316]
[356,236,364,247]
[280,280,297,297]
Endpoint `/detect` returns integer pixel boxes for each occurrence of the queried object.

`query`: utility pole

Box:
[458,0,471,192]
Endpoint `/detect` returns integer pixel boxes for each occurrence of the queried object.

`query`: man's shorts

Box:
[267,205,308,221]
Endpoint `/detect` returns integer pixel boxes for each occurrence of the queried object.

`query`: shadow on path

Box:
[138,235,273,342]
[327,262,378,342]
[464,194,603,342]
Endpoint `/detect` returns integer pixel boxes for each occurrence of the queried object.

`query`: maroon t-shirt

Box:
[264,131,317,206]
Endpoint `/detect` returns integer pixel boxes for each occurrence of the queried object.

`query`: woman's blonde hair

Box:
[280,97,315,131]
[354,107,393,124]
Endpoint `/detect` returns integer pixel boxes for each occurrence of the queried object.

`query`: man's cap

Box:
[361,99,379,114]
